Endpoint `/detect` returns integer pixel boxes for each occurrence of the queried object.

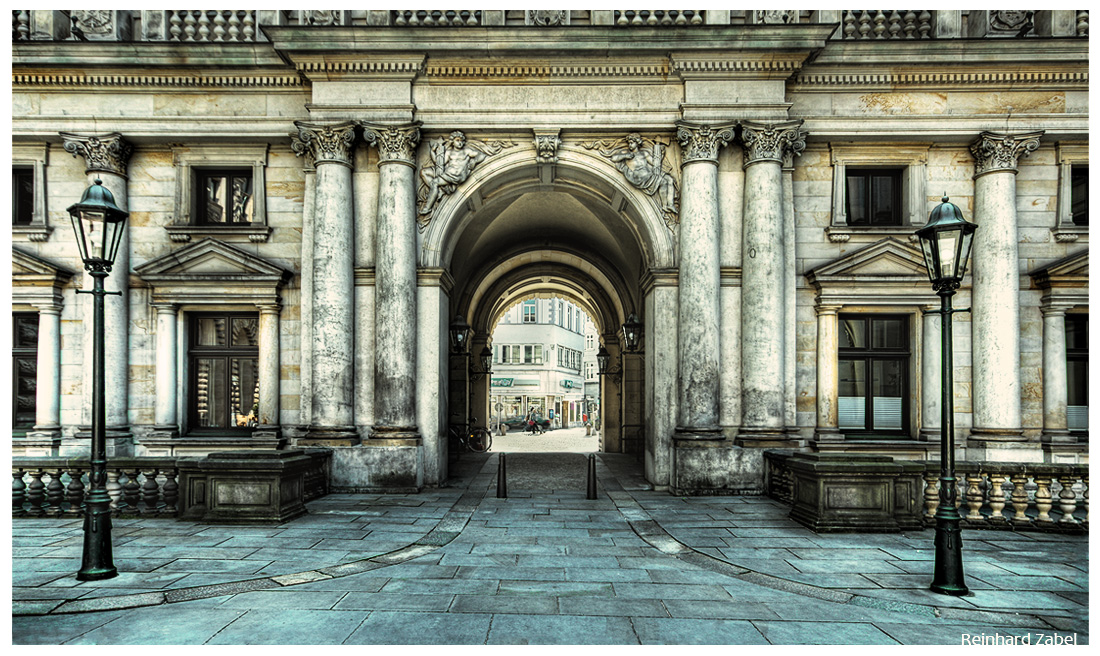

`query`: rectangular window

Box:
[1066,314,1088,433]
[189,313,259,432]
[196,170,254,225]
[846,169,902,226]
[12,313,38,429]
[558,301,564,326]
[838,314,910,437]
[12,168,34,226]
[1071,166,1088,226]
[523,300,537,324]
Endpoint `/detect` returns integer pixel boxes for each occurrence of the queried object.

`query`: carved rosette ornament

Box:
[969,131,1043,177]
[291,121,357,168]
[676,122,736,164]
[534,130,562,164]
[740,120,807,167]
[360,122,422,167]
[60,132,133,177]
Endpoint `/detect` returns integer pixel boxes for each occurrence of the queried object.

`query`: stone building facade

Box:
[11,10,1089,494]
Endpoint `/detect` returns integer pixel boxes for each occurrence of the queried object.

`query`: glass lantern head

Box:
[916,195,978,291]
[66,179,129,270]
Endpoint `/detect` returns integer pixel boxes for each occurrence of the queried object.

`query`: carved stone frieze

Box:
[753,10,798,25]
[990,10,1033,33]
[291,121,357,168]
[740,120,807,167]
[70,10,131,41]
[301,10,343,26]
[534,130,562,164]
[60,132,133,177]
[361,122,422,167]
[528,10,568,26]
[582,133,679,227]
[414,131,512,225]
[970,131,1043,177]
[675,122,736,164]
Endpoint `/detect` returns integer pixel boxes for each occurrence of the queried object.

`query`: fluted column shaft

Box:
[32,304,62,434]
[257,304,281,429]
[152,304,178,432]
[920,305,942,441]
[293,121,358,443]
[1040,305,1071,442]
[61,132,133,435]
[738,121,806,443]
[969,131,1041,443]
[363,123,423,439]
[673,122,735,437]
[814,305,841,441]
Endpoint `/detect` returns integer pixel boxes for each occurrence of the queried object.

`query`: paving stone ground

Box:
[11,449,1089,645]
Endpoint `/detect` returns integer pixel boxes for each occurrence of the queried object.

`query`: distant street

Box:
[490,426,599,453]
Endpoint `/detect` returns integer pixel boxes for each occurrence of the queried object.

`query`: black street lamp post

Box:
[916,195,977,597]
[68,179,129,581]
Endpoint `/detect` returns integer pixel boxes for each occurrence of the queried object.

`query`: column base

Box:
[736,426,801,448]
[150,424,180,439]
[919,428,942,443]
[968,427,1025,442]
[17,430,62,456]
[370,425,422,444]
[301,425,360,447]
[671,437,763,495]
[252,424,282,440]
[813,427,844,444]
[673,426,724,441]
[1040,430,1075,444]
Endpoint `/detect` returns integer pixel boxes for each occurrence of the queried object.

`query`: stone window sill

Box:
[12,225,53,242]
[1052,225,1088,243]
[165,224,271,244]
[825,225,919,243]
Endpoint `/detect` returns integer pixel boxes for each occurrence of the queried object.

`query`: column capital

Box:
[151,303,179,314]
[675,121,737,164]
[360,122,422,167]
[814,304,842,316]
[256,303,282,315]
[292,121,358,168]
[32,302,62,315]
[970,130,1043,177]
[1039,304,1070,317]
[60,132,133,178]
[740,120,806,168]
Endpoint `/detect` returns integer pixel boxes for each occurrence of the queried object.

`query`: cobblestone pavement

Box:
[11,453,1089,645]
[491,426,599,453]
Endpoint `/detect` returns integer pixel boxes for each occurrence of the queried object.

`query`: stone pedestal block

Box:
[178,450,316,523]
[670,438,764,495]
[786,453,923,532]
[328,440,423,493]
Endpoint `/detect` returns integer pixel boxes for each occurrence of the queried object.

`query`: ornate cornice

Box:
[295,59,424,77]
[361,122,422,167]
[59,132,132,177]
[291,121,357,168]
[792,70,1087,90]
[740,120,807,168]
[424,62,670,79]
[13,73,302,89]
[675,122,736,164]
[970,131,1043,177]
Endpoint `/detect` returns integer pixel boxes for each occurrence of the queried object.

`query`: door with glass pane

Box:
[838,314,910,437]
[188,313,260,432]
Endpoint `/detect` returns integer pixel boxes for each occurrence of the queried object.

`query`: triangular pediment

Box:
[135,238,289,280]
[12,248,74,284]
[806,238,928,285]
[1030,249,1088,288]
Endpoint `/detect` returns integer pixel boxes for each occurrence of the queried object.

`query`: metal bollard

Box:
[586,453,597,500]
[497,453,507,499]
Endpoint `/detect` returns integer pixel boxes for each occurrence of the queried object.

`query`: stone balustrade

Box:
[13,451,331,519]
[842,10,934,39]
[164,10,256,42]
[614,10,705,26]
[392,10,482,26]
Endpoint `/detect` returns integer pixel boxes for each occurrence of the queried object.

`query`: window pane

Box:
[14,314,39,348]
[231,318,258,346]
[872,360,904,430]
[1066,316,1088,350]
[838,359,866,429]
[196,318,227,346]
[846,174,867,224]
[534,345,542,364]
[231,175,254,223]
[14,355,37,426]
[871,318,904,349]
[195,358,227,428]
[1067,359,1088,407]
[870,174,897,224]
[839,318,866,349]
[231,357,259,427]
[1071,166,1088,226]
[13,168,34,226]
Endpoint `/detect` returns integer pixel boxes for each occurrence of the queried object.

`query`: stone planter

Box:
[177,450,315,523]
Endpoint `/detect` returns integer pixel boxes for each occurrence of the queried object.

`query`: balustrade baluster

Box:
[65,467,86,516]
[242,11,255,41]
[872,10,887,38]
[122,468,142,514]
[987,472,1008,522]
[922,471,939,521]
[213,11,226,41]
[1057,475,1079,525]
[197,11,212,41]
[46,469,66,517]
[888,10,902,39]
[964,472,984,521]
[843,11,856,39]
[903,11,917,39]
[918,11,932,39]
[162,471,179,515]
[227,11,240,41]
[1077,11,1088,37]
[13,469,26,517]
[15,10,30,40]
[26,470,46,517]
[1034,475,1054,524]
[106,470,123,511]
[183,10,197,41]
[858,11,872,39]
[141,468,161,514]
[1009,473,1030,523]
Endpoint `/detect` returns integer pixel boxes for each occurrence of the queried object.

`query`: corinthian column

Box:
[673,122,736,440]
[737,120,806,446]
[292,121,359,445]
[968,130,1042,445]
[1040,305,1072,443]
[361,122,423,441]
[61,132,133,442]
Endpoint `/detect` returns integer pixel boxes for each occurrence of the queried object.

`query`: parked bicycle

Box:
[449,417,492,453]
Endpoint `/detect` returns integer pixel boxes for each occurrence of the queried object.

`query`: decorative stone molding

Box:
[528,10,568,26]
[59,132,133,177]
[534,130,562,164]
[740,120,806,167]
[294,58,425,77]
[413,130,514,223]
[164,143,271,243]
[970,131,1043,177]
[583,133,679,227]
[70,10,132,41]
[12,248,74,309]
[827,143,930,234]
[425,61,670,79]
[1053,142,1088,242]
[753,10,799,25]
[134,238,292,307]
[13,73,303,89]
[292,121,357,168]
[1030,249,1089,309]
[11,143,52,242]
[675,122,736,164]
[361,122,422,167]
[792,70,1088,90]
[299,10,346,26]
[805,237,942,308]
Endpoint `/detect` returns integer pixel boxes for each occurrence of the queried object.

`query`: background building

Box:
[11,10,1089,494]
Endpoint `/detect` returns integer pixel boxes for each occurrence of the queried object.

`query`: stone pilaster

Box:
[737,120,806,446]
[256,303,281,436]
[61,131,133,440]
[1040,305,1072,443]
[813,305,842,443]
[151,304,179,437]
[781,150,798,438]
[292,121,359,445]
[361,122,423,442]
[673,121,735,440]
[919,304,942,442]
[968,130,1042,444]
[28,304,62,439]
